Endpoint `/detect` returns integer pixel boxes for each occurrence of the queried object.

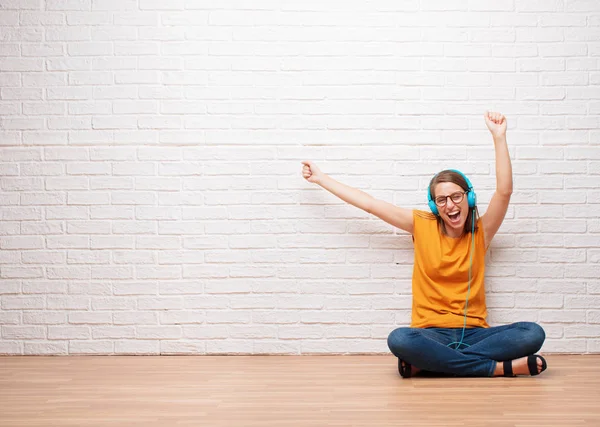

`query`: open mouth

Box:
[447,212,461,224]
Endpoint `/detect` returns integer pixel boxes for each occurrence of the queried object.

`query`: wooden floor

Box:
[0,355,598,426]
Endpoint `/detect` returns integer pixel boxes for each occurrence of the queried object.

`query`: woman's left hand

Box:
[484,111,507,139]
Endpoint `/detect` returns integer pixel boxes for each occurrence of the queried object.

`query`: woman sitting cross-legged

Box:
[301,112,547,378]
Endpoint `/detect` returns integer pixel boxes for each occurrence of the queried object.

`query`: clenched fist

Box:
[484,111,507,139]
[301,161,324,184]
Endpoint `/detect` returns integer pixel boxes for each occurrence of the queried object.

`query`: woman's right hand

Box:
[301,161,325,184]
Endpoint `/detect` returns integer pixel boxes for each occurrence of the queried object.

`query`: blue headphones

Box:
[426,169,478,350]
[427,169,476,216]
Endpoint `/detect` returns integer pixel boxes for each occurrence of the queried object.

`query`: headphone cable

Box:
[447,207,476,350]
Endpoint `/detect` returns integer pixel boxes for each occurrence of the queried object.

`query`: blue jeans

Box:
[387,322,546,377]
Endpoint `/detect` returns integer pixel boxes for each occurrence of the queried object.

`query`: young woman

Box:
[301,112,547,378]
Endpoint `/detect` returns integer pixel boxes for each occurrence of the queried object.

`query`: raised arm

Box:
[301,161,414,234]
[481,111,513,249]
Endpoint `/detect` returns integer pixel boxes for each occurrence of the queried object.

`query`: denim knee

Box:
[387,327,413,357]
[516,322,546,353]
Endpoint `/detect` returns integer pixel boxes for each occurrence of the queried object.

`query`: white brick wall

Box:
[1,1,599,355]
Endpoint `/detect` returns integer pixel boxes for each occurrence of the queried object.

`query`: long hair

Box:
[429,170,479,236]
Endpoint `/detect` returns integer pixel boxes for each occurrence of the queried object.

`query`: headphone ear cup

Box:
[467,190,477,208]
[427,184,439,215]
[428,200,439,216]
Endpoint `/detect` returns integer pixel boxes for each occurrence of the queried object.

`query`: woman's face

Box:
[433,182,469,235]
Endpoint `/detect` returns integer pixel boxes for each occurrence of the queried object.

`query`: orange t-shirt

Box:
[410,210,489,329]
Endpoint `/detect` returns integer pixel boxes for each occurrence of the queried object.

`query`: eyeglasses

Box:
[434,191,467,207]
